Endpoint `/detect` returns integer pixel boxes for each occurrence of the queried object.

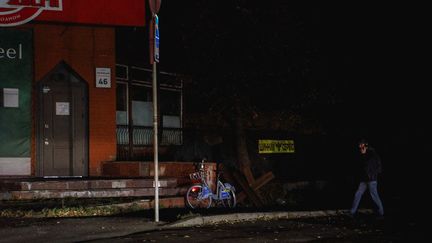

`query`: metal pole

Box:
[153,50,159,223]
[152,14,159,223]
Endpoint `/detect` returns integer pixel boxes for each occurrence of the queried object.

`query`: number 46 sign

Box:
[96,67,111,88]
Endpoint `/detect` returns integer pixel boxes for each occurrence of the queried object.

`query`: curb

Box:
[164,209,373,228]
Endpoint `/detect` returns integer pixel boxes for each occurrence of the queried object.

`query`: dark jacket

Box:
[358,147,382,182]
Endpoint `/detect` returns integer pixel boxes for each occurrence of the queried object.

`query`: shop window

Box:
[131,84,153,127]
[116,82,128,125]
[160,89,182,145]
[115,64,183,160]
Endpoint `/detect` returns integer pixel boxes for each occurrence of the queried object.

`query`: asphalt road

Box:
[0,210,425,243]
[85,214,424,243]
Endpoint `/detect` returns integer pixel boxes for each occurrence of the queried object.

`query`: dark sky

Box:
[116,1,429,146]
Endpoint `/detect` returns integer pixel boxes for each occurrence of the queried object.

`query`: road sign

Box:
[154,15,159,63]
[149,0,161,14]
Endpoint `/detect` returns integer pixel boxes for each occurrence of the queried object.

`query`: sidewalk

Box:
[164,209,372,228]
[0,208,368,243]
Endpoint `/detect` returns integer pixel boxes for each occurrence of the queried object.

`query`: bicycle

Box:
[185,158,236,209]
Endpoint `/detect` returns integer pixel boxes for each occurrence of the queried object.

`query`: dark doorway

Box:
[37,62,88,177]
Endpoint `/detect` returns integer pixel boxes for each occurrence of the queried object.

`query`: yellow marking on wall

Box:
[258,140,295,154]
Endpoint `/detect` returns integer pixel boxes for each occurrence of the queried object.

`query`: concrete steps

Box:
[0,178,187,201]
[0,161,215,208]
[102,161,218,189]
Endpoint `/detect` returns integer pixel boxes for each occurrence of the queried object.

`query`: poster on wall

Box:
[0,29,32,158]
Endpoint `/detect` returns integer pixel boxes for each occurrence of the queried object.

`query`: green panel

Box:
[0,29,33,157]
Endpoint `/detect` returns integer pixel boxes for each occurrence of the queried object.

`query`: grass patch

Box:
[0,198,151,218]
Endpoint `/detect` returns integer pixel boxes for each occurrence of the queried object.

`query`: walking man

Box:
[350,139,384,217]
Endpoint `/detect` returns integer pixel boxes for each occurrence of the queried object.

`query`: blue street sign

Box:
[154,15,160,63]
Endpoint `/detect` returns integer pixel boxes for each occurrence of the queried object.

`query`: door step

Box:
[0,178,186,200]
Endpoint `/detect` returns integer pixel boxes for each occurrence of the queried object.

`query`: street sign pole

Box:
[152,14,160,223]
[152,35,159,222]
[149,0,161,223]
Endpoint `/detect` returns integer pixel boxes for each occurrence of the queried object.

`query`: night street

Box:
[1,1,429,243]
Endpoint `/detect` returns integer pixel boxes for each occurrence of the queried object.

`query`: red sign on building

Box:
[0,0,145,27]
[0,0,62,26]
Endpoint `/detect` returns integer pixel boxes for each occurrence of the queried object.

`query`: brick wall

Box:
[32,24,117,176]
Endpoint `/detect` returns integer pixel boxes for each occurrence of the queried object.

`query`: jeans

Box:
[350,181,384,216]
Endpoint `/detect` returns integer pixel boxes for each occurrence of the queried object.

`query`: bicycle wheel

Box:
[221,190,236,208]
[186,184,212,209]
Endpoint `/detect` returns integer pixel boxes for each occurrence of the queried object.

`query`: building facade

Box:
[0,0,148,177]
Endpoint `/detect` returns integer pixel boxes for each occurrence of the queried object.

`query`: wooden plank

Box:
[221,168,263,207]
[233,170,263,207]
[250,172,274,191]
[219,164,274,207]
[241,166,256,185]
[236,172,274,204]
